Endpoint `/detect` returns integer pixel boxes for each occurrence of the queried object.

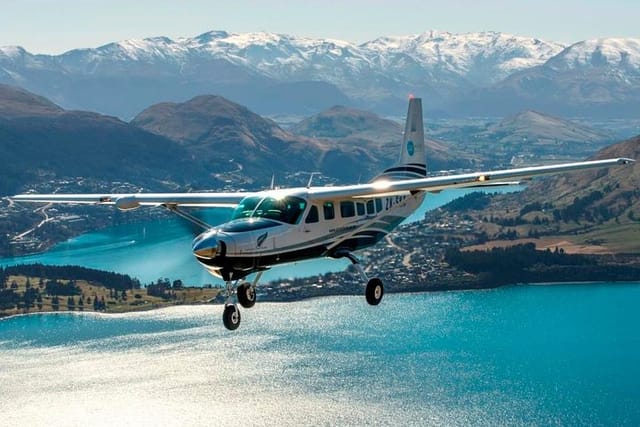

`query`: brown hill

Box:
[466,136,639,253]
[523,136,639,209]
[292,105,473,171]
[131,96,388,184]
[0,86,205,195]
[0,83,63,118]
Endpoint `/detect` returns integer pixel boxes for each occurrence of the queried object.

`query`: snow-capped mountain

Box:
[471,38,640,117]
[546,38,640,72]
[362,30,563,85]
[1,31,639,118]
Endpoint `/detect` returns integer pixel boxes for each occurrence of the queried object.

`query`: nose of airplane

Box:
[192,231,219,259]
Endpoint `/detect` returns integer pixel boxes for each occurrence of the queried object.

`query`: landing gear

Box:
[223,304,241,330]
[365,278,384,305]
[220,271,264,330]
[335,249,385,306]
[237,282,256,308]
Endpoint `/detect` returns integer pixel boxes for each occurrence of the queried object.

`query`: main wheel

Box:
[237,282,256,308]
[365,278,384,306]
[223,304,241,330]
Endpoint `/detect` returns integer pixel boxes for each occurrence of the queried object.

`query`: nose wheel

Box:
[223,304,241,330]
[220,271,263,330]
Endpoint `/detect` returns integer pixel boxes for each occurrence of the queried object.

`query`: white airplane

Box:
[13,98,635,330]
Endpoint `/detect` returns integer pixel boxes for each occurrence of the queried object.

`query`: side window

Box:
[305,205,319,223]
[323,202,335,220]
[375,198,383,213]
[366,200,375,215]
[356,202,365,216]
[340,201,355,218]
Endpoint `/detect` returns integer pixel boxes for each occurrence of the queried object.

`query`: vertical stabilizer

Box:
[375,97,426,181]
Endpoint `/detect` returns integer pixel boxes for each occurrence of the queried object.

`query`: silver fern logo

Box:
[407,140,415,156]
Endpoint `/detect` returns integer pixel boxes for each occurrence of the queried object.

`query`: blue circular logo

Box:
[407,140,415,156]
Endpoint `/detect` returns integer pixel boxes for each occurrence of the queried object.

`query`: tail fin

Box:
[375,97,426,181]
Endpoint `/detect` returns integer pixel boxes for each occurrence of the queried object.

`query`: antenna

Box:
[306,172,321,189]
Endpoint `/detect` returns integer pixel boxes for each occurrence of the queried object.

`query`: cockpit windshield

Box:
[231,196,307,225]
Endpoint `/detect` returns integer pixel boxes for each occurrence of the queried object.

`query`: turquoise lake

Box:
[1,283,639,426]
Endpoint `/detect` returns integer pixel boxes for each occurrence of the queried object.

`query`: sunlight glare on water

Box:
[1,284,639,426]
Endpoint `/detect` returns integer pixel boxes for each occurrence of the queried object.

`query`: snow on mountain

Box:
[0,46,28,59]
[26,30,562,91]
[361,30,564,85]
[2,30,640,118]
[186,31,375,85]
[545,38,640,72]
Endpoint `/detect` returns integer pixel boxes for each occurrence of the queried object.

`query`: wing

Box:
[306,158,635,200]
[11,158,635,208]
[11,191,254,210]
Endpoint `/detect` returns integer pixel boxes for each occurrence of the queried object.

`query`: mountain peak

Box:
[192,30,231,43]
[547,38,640,71]
[361,30,564,85]
[0,46,27,59]
[131,94,283,146]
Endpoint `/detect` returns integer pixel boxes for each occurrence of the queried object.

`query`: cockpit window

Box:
[231,195,307,225]
[231,196,262,220]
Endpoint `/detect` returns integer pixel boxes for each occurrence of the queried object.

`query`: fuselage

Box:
[192,187,426,281]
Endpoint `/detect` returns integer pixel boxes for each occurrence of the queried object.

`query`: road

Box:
[13,203,53,240]
[384,234,417,268]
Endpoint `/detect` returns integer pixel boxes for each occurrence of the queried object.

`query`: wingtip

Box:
[618,158,636,165]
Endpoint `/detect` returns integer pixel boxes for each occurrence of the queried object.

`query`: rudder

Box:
[375,97,426,181]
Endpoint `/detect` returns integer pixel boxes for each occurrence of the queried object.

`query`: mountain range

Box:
[2,31,639,118]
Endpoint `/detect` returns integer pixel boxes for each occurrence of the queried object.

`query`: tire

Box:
[237,283,256,308]
[365,278,384,306]
[223,304,241,330]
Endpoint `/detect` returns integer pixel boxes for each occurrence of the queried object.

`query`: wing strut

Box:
[163,204,213,231]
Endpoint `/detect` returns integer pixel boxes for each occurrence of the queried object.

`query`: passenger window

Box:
[305,205,319,223]
[366,200,375,215]
[323,202,335,220]
[340,201,355,218]
[375,199,383,213]
[356,202,365,216]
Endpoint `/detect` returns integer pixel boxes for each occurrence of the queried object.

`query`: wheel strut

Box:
[336,250,384,306]
[222,278,241,331]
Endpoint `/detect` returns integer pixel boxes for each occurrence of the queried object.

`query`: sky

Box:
[1,0,639,54]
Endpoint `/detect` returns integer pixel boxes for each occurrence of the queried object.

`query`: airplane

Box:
[12,98,635,330]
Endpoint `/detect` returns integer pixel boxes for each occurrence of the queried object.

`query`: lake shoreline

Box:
[3,279,638,322]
